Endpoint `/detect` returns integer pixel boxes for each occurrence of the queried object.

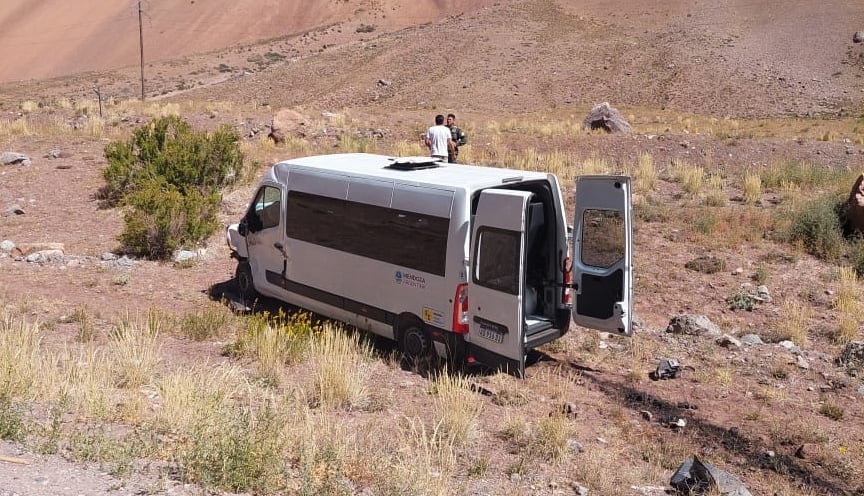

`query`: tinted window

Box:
[581,209,625,268]
[473,227,520,295]
[286,191,449,276]
[248,186,281,231]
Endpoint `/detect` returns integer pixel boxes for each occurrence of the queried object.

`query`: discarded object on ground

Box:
[651,358,683,380]
[670,456,752,496]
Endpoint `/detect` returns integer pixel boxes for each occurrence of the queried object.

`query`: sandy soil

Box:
[1,0,864,495]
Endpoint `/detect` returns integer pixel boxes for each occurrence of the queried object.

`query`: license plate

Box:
[478,325,504,344]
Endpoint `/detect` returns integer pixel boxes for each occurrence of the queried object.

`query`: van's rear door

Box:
[469,189,531,377]
[571,176,633,336]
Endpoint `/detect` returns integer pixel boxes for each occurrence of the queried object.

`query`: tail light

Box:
[452,283,469,334]
[562,257,573,305]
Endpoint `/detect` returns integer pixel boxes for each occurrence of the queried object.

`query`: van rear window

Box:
[286,191,449,277]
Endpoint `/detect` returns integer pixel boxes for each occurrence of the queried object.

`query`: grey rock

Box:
[2,204,24,217]
[0,151,31,166]
[795,355,810,369]
[756,285,771,302]
[567,439,584,454]
[571,482,589,496]
[510,473,522,483]
[778,340,801,354]
[854,31,864,43]
[716,334,742,348]
[838,341,864,366]
[25,249,64,263]
[671,456,752,496]
[100,252,118,261]
[583,102,631,134]
[173,249,198,263]
[0,240,15,253]
[739,334,764,345]
[857,383,864,396]
[666,314,722,336]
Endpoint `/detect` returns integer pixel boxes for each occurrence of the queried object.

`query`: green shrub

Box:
[118,180,220,259]
[785,194,846,261]
[101,116,243,259]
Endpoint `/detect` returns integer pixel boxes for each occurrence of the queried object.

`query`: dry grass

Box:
[742,172,763,204]
[430,370,483,446]
[308,325,372,410]
[635,152,658,193]
[832,266,863,344]
[774,300,812,346]
[0,309,43,399]
[108,318,162,389]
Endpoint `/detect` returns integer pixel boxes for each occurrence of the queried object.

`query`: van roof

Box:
[274,153,553,190]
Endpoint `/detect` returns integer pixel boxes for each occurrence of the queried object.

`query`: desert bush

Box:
[0,395,27,442]
[179,303,232,341]
[229,310,317,384]
[118,179,221,258]
[784,193,846,261]
[101,116,245,258]
[178,403,288,493]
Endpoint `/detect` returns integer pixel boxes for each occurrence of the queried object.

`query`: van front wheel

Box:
[235,260,256,301]
[398,320,429,359]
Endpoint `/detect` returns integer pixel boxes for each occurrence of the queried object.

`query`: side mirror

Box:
[238,220,248,236]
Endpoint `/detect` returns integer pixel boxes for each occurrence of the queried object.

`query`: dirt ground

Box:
[1,0,864,495]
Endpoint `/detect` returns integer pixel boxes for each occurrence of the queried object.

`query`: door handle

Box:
[274,242,289,258]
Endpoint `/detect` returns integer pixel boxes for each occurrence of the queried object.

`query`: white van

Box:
[227,153,632,377]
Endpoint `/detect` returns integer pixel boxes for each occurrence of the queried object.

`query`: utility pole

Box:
[138,0,145,101]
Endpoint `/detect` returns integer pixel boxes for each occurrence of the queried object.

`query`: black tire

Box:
[398,319,430,359]
[235,260,256,301]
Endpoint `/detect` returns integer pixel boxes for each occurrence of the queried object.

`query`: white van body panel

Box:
[226,153,632,376]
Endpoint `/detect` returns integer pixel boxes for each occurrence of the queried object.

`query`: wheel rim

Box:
[402,326,428,357]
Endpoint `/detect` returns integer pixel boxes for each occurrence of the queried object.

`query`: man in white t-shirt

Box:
[423,114,454,160]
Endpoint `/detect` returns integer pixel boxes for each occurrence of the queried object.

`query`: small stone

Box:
[571,483,589,496]
[740,334,764,345]
[100,252,118,261]
[857,384,864,396]
[567,439,584,453]
[795,355,810,369]
[596,437,608,444]
[640,410,653,421]
[717,334,742,348]
[0,240,14,253]
[795,443,818,459]
[510,473,522,483]
[765,450,775,458]
[733,267,744,275]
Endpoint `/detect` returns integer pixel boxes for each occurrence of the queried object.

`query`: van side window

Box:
[286,191,449,276]
[248,186,282,231]
[473,227,520,295]
[580,209,624,268]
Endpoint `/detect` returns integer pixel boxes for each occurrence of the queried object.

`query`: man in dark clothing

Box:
[445,113,468,163]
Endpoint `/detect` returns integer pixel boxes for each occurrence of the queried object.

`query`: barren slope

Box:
[0,0,498,83]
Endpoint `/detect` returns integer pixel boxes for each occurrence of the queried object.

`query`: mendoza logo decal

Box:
[395,270,426,289]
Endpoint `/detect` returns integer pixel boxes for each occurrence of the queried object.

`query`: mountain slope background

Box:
[1,0,862,117]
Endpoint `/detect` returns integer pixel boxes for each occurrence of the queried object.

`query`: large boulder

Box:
[845,174,864,233]
[666,314,722,337]
[269,109,308,144]
[583,102,632,134]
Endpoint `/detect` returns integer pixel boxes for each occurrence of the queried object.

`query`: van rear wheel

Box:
[398,320,430,359]
[235,260,256,301]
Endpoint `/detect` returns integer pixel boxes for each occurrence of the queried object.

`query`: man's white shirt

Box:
[426,125,451,157]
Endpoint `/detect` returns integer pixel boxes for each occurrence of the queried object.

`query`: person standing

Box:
[424,114,453,161]
[446,113,468,163]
